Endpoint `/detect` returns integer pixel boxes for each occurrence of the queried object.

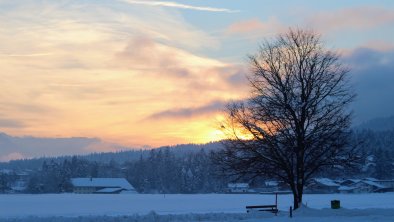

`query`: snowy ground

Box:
[1,193,394,221]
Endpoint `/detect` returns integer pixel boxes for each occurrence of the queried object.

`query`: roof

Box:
[374,179,394,182]
[71,178,134,190]
[313,178,340,187]
[360,180,386,189]
[0,169,13,174]
[338,186,356,191]
[265,181,278,186]
[341,179,361,184]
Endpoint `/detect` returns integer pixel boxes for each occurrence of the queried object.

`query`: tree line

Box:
[0,129,392,194]
[23,148,228,194]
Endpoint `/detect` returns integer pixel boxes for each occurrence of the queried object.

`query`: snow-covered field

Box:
[1,193,394,221]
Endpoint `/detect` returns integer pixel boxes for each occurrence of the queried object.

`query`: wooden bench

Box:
[246,205,278,214]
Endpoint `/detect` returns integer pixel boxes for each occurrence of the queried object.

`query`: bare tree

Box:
[215,28,358,209]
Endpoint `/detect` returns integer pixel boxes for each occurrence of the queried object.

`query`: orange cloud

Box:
[0,1,248,149]
[147,100,227,120]
[306,7,394,33]
[0,152,25,162]
[227,19,266,34]
[226,17,284,37]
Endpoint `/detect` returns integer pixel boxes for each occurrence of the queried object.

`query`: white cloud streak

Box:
[120,0,238,13]
[0,53,53,57]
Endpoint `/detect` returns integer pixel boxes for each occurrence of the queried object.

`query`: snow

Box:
[227,183,249,188]
[1,193,394,221]
[265,181,279,186]
[338,185,355,191]
[361,180,386,188]
[313,178,340,187]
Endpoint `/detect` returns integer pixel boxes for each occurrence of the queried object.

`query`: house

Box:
[374,179,394,190]
[338,185,357,194]
[263,180,279,192]
[226,183,250,193]
[339,179,361,187]
[305,178,340,193]
[71,178,137,194]
[338,178,394,193]
[337,179,360,194]
[12,171,30,192]
[0,169,30,193]
[265,180,279,187]
[351,180,387,193]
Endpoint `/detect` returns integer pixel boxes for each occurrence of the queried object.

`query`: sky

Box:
[0,0,394,155]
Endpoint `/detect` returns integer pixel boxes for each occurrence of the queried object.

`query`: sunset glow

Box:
[1,0,394,157]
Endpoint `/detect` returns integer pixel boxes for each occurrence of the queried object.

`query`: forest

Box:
[0,129,393,194]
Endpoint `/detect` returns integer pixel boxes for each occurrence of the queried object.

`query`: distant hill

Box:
[355,115,394,131]
[0,142,224,170]
[0,132,128,162]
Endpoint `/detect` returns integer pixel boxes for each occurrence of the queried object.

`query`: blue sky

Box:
[0,0,393,158]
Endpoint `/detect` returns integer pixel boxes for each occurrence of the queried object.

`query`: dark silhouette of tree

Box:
[215,28,359,209]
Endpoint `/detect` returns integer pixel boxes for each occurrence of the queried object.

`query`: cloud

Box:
[227,19,268,34]
[226,17,283,34]
[224,17,286,43]
[120,0,238,13]
[116,36,190,76]
[116,36,223,71]
[0,118,25,128]
[345,47,394,123]
[0,152,25,162]
[0,53,53,57]
[0,133,119,161]
[148,100,228,120]
[306,7,394,33]
[115,36,248,89]
[0,1,246,148]
[84,141,129,153]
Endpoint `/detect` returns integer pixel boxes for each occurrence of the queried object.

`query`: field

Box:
[1,193,394,221]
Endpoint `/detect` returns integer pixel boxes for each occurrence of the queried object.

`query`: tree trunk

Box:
[293,193,299,209]
[296,182,303,209]
[293,192,303,209]
[292,183,303,210]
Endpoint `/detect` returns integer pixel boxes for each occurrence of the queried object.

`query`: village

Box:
[227,178,394,194]
[2,168,394,195]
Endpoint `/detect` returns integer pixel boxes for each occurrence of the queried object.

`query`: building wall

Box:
[353,183,375,193]
[305,184,339,194]
[73,187,97,194]
[376,180,394,188]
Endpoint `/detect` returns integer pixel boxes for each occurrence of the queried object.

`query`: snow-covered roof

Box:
[334,179,345,184]
[11,185,27,191]
[71,178,134,190]
[360,180,386,189]
[375,179,394,182]
[338,186,356,191]
[227,183,249,188]
[0,169,13,174]
[265,181,278,186]
[313,178,340,187]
